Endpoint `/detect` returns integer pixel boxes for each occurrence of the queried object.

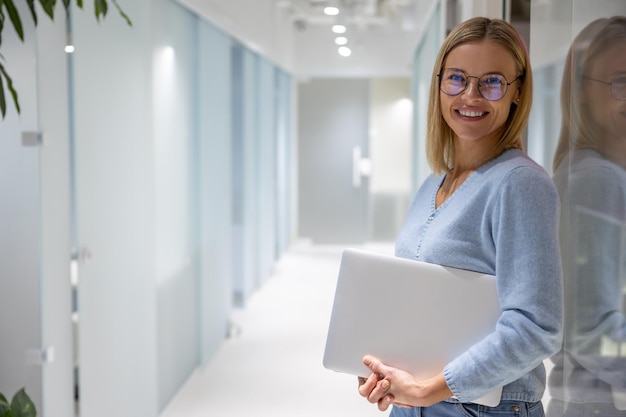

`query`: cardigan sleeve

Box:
[444,166,564,402]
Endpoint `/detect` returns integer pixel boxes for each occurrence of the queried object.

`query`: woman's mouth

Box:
[458,109,488,118]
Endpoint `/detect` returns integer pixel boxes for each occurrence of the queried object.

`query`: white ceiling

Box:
[176,0,434,78]
[277,0,420,31]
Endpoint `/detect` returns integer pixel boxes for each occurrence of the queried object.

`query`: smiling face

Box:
[440,40,520,148]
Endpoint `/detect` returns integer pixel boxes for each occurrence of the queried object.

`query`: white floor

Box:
[160,242,394,417]
[160,242,553,417]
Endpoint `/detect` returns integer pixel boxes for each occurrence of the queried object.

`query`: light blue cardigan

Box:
[395,148,563,403]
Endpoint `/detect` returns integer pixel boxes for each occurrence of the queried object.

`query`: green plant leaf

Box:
[0,71,7,119]
[76,0,83,8]
[0,61,19,116]
[26,0,37,25]
[11,389,36,417]
[4,0,24,41]
[38,0,56,19]
[112,0,131,26]
[0,8,5,46]
[0,393,11,417]
[94,0,108,21]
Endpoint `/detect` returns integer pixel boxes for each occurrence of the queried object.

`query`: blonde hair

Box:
[426,17,532,174]
[552,16,626,172]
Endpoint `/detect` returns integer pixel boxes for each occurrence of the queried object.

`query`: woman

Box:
[548,16,626,417]
[358,17,563,417]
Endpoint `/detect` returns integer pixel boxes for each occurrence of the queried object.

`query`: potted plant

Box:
[0,388,36,417]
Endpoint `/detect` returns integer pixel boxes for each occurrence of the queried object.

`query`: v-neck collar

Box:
[431,148,514,211]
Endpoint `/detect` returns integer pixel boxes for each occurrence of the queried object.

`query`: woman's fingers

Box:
[358,372,380,398]
[367,377,391,404]
[377,394,394,411]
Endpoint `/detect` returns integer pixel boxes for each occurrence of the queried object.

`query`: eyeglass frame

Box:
[437,68,522,101]
[583,74,626,101]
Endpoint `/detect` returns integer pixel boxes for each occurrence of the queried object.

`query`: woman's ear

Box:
[513,92,520,106]
[513,87,521,105]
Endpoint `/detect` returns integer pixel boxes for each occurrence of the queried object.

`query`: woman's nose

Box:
[462,77,482,99]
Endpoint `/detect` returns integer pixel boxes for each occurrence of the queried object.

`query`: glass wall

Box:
[41,0,294,415]
[275,69,293,255]
[528,1,626,415]
[412,2,442,192]
[153,0,199,410]
[196,17,234,366]
[0,3,73,417]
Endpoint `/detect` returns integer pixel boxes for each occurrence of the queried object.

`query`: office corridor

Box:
[160,242,394,417]
[159,242,554,417]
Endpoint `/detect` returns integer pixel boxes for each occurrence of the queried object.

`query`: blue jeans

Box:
[546,399,626,417]
[390,401,545,417]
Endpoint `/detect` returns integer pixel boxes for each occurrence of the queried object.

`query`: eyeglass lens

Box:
[439,69,509,101]
[611,75,626,100]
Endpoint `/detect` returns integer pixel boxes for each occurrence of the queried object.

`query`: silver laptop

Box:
[323,248,502,406]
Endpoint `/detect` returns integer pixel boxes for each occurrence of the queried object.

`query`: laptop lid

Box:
[323,248,502,406]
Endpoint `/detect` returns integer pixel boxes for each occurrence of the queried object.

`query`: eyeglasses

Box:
[583,74,626,101]
[438,68,521,101]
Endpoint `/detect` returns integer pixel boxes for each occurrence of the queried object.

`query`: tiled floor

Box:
[159,241,554,417]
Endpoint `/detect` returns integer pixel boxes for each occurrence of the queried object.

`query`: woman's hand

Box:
[357,372,402,411]
[357,355,454,411]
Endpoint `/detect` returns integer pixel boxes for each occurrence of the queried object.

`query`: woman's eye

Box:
[483,76,503,87]
[613,76,626,86]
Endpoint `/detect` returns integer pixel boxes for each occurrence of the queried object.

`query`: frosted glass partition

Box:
[411,2,441,192]
[527,62,563,171]
[71,1,157,416]
[242,48,261,301]
[232,46,261,306]
[0,9,43,411]
[197,20,234,363]
[275,69,293,254]
[257,59,278,283]
[153,0,199,410]
[231,44,245,305]
[529,2,626,417]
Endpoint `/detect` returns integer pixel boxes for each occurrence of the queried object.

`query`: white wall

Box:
[368,78,413,240]
[369,78,413,194]
[460,0,504,21]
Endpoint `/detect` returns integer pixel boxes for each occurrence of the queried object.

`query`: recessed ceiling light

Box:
[338,46,352,57]
[324,6,339,16]
[335,36,348,45]
[332,24,347,34]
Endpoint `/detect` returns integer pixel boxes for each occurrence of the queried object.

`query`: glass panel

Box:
[412,2,441,192]
[241,49,261,301]
[0,11,43,412]
[232,46,260,306]
[197,19,233,363]
[71,2,158,416]
[257,58,277,283]
[36,9,74,417]
[275,69,292,255]
[153,0,199,410]
[531,1,626,415]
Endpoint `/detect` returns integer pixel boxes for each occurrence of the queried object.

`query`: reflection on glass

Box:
[549,15,626,417]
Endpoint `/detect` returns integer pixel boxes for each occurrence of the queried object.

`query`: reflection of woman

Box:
[549,16,626,417]
[357,17,563,417]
